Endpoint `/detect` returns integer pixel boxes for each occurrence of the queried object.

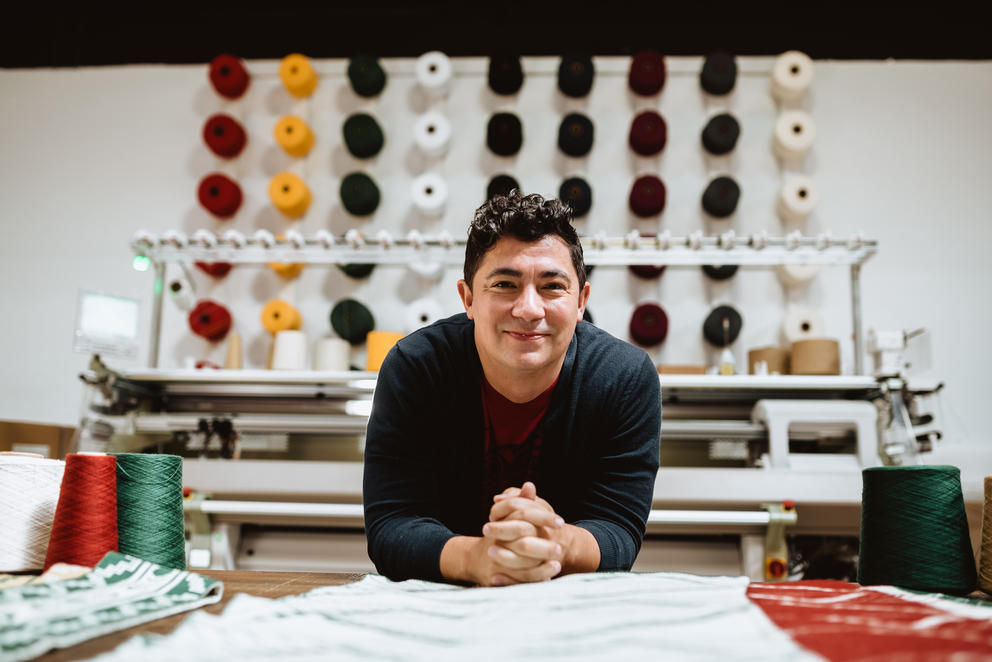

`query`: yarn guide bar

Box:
[133,230,878,267]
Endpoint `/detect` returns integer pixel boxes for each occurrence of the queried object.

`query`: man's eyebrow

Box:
[484,268,571,281]
[485,268,521,279]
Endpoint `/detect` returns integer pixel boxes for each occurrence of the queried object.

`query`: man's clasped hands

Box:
[474,481,568,587]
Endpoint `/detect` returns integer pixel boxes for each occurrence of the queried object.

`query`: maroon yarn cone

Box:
[44,454,118,570]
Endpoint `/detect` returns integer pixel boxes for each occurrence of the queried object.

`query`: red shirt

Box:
[479,375,556,522]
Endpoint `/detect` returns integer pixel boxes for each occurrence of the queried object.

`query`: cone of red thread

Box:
[44,454,118,570]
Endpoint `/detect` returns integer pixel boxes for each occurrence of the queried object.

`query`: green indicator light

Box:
[132,255,151,272]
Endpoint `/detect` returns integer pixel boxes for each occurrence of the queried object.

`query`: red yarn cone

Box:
[44,454,118,570]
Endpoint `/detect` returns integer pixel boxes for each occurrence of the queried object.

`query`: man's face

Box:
[457,235,590,380]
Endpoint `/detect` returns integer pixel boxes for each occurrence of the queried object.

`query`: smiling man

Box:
[363,190,661,586]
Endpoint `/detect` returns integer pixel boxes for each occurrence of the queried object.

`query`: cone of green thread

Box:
[113,453,186,570]
[858,465,977,594]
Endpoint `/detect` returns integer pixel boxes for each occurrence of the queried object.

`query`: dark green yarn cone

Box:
[340,172,381,216]
[347,55,387,98]
[342,113,384,159]
[330,298,375,346]
[858,465,977,594]
[114,453,186,570]
[337,263,375,279]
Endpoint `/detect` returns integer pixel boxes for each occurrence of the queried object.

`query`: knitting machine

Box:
[73,326,946,582]
[68,229,958,580]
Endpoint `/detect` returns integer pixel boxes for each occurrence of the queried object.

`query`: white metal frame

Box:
[132,230,877,373]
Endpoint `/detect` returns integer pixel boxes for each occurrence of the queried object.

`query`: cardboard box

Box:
[0,420,75,459]
[657,365,708,375]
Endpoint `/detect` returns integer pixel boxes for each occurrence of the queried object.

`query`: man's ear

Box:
[457,279,474,319]
[576,281,591,322]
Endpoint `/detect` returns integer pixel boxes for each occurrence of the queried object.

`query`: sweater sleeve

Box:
[362,344,457,582]
[572,351,661,571]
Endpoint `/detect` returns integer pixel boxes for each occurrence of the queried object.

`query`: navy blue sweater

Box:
[363,313,661,582]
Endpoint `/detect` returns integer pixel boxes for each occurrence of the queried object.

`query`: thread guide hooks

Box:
[131,228,877,267]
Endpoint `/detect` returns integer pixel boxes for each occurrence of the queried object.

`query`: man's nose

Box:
[512,284,544,320]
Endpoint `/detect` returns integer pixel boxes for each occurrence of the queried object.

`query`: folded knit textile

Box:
[0,552,222,662]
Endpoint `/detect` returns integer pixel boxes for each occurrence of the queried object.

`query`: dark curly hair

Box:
[463,190,586,292]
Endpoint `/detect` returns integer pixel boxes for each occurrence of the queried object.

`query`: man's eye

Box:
[544,282,566,290]
[492,281,515,288]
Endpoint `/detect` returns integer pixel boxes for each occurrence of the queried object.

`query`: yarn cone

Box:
[859,465,976,595]
[114,453,186,570]
[44,454,118,570]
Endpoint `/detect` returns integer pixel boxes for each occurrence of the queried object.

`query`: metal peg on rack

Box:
[132,229,156,249]
[192,229,218,248]
[314,229,335,248]
[750,230,768,250]
[407,229,424,249]
[720,230,737,250]
[848,231,865,250]
[285,229,305,248]
[376,230,394,249]
[785,230,802,250]
[345,229,364,249]
[222,229,247,248]
[687,231,704,250]
[655,229,672,250]
[253,229,275,248]
[162,229,189,248]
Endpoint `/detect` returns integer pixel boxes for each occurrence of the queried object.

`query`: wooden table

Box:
[36,570,365,661]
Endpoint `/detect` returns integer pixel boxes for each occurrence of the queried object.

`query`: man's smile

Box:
[505,331,548,341]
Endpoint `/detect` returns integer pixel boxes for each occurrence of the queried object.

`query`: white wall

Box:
[0,59,989,469]
[0,66,198,425]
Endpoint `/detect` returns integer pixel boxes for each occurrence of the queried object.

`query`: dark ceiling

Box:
[2,3,988,68]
